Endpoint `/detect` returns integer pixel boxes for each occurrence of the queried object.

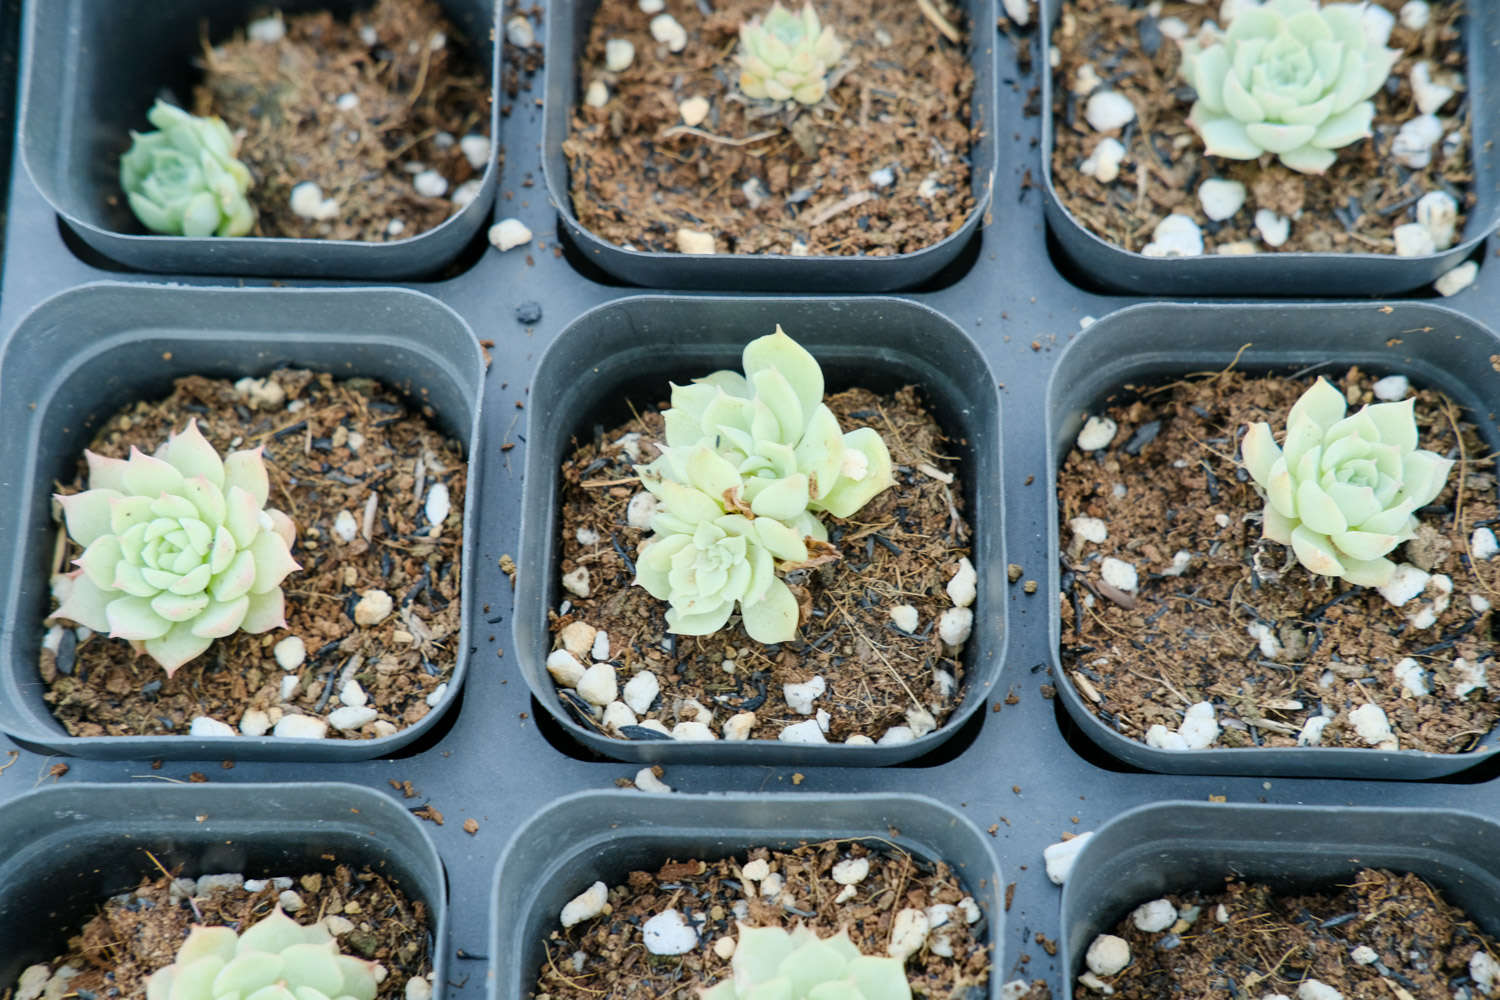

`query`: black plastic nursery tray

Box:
[3,1,1500,999]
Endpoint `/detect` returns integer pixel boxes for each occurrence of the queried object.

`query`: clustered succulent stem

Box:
[121,100,256,237]
[736,3,846,106]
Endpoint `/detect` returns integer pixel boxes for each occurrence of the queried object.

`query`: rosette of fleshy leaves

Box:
[120,99,256,237]
[633,327,894,643]
[145,907,379,1000]
[52,419,299,675]
[736,2,846,106]
[699,924,911,1000]
[1241,376,1453,587]
[1178,0,1400,174]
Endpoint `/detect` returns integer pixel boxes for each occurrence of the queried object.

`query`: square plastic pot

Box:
[491,791,1004,1000]
[1045,301,1500,779]
[1061,801,1500,999]
[515,295,1005,764]
[0,282,485,760]
[1038,0,1500,296]
[0,781,447,989]
[542,0,997,291]
[19,0,499,279]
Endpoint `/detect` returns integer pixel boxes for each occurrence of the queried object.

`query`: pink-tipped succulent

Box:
[52,419,299,676]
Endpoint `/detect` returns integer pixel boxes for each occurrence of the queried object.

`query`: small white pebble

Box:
[561,882,608,928]
[714,936,736,959]
[722,711,756,740]
[626,491,660,529]
[916,174,942,199]
[1215,240,1258,256]
[1255,208,1291,248]
[1086,935,1131,977]
[248,15,286,43]
[741,859,770,882]
[1085,91,1136,132]
[1215,904,1230,924]
[1178,701,1219,749]
[640,0,665,11]
[1399,0,1429,30]
[190,716,236,738]
[1350,703,1397,749]
[1361,3,1395,46]
[1077,972,1113,994]
[460,134,491,171]
[600,701,636,734]
[489,218,533,252]
[585,80,610,107]
[278,890,305,912]
[505,15,535,48]
[1077,415,1118,451]
[413,170,448,198]
[273,715,328,740]
[1472,527,1499,560]
[783,676,826,715]
[1158,16,1188,38]
[280,675,300,701]
[878,725,915,746]
[760,872,785,899]
[634,766,673,794]
[622,670,660,714]
[1100,557,1138,593]
[1162,550,1192,577]
[888,909,929,962]
[672,721,716,740]
[650,14,687,52]
[340,680,368,709]
[335,92,359,111]
[1453,656,1488,698]
[359,25,379,46]
[1394,222,1436,258]
[832,858,870,885]
[1379,563,1430,607]
[354,589,394,626]
[405,979,431,1000]
[679,96,710,127]
[328,706,378,731]
[386,218,407,236]
[562,567,591,598]
[906,707,937,739]
[937,607,973,647]
[1198,178,1246,221]
[1145,724,1189,750]
[1044,831,1093,885]
[1372,374,1410,401]
[946,557,978,607]
[1142,214,1204,257]
[577,663,618,707]
[1394,658,1430,697]
[1435,261,1478,298]
[289,182,339,221]
[332,509,359,543]
[1471,951,1499,994]
[239,710,271,737]
[1298,715,1330,746]
[1131,899,1177,933]
[1417,190,1459,249]
[1410,60,1456,116]
[547,650,587,688]
[643,909,696,953]
[1393,114,1443,169]
[1002,0,1031,26]
[1297,982,1343,1000]
[425,683,448,708]
[429,31,446,51]
[779,719,827,743]
[1350,945,1378,965]
[425,482,451,529]
[274,636,306,671]
[889,604,919,632]
[676,228,716,254]
[590,631,611,662]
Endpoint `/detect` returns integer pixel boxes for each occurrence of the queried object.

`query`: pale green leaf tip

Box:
[736,3,844,106]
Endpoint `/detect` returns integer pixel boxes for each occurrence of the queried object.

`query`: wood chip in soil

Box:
[565,0,976,256]
[536,840,991,1000]
[1087,868,1499,1000]
[552,386,974,744]
[192,0,491,242]
[1057,367,1499,753]
[5,863,430,999]
[42,368,466,741]
[1049,0,1471,255]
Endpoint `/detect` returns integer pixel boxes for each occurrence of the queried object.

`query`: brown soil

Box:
[535,840,991,1000]
[551,386,974,744]
[1057,367,1500,753]
[5,863,430,999]
[43,369,466,741]
[192,0,492,242]
[565,0,977,256]
[1085,869,1499,1000]
[1049,0,1472,255]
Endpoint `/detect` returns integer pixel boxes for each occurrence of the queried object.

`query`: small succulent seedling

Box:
[145,907,378,1000]
[1242,376,1453,587]
[699,924,911,1000]
[634,326,894,643]
[1179,0,1400,174]
[121,100,256,237]
[52,420,300,675]
[736,2,845,105]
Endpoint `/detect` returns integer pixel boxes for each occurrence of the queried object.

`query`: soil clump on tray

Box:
[1057,367,1500,753]
[552,386,974,745]
[42,368,466,741]
[1049,0,1472,256]
[6,863,431,999]
[535,840,991,1000]
[565,0,976,256]
[192,0,491,241]
[1085,868,1500,1000]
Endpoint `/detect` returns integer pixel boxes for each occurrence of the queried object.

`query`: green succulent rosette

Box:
[1179,0,1400,174]
[736,2,845,105]
[121,100,256,237]
[1241,376,1453,587]
[699,924,911,1000]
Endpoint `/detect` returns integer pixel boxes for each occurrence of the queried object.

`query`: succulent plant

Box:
[52,419,299,676]
[1241,376,1453,587]
[736,2,845,106]
[633,327,894,643]
[1178,0,1400,174]
[121,100,256,237]
[699,924,911,1000]
[145,907,379,1000]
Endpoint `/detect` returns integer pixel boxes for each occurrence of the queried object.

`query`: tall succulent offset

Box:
[1241,377,1453,587]
[634,327,894,643]
[736,2,845,106]
[1178,0,1400,174]
[52,420,299,676]
[121,100,256,237]
[699,924,911,1000]
[145,907,379,1000]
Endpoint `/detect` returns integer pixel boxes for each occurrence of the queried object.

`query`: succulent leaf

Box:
[701,925,910,1000]
[736,3,845,106]
[1178,0,1399,173]
[1241,376,1453,586]
[121,101,256,237]
[52,419,299,676]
